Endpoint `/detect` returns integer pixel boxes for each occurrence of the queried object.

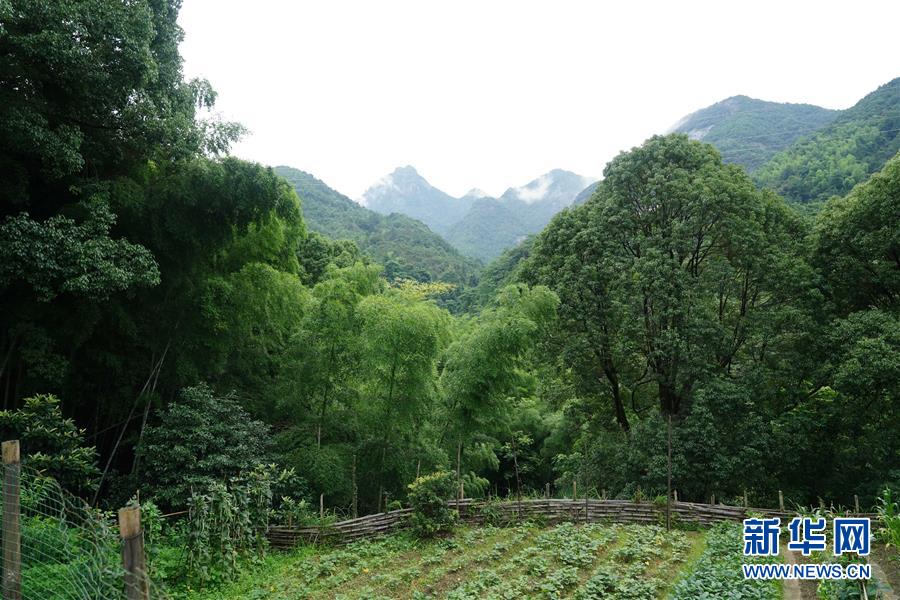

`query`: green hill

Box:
[754,77,900,204]
[671,95,839,172]
[275,166,481,287]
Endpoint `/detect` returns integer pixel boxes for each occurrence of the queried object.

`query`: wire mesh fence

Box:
[1,441,167,599]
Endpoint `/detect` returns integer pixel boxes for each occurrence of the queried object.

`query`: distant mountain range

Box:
[361,167,595,262]
[276,76,899,294]
[274,166,480,288]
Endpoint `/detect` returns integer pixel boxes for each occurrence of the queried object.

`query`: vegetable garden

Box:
[182,521,786,600]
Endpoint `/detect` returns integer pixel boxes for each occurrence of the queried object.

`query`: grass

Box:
[174,522,777,600]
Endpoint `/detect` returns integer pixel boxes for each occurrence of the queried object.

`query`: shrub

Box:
[0,394,99,493]
[407,471,457,538]
[135,383,271,509]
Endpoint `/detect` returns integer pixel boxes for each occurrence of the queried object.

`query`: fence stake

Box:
[854,495,860,514]
[778,490,784,512]
[572,480,577,501]
[711,494,715,506]
[545,482,550,499]
[3,440,21,600]
[673,489,677,503]
[320,493,324,519]
[119,505,149,600]
[743,490,748,509]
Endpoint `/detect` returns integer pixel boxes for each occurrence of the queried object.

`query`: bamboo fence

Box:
[266,497,876,549]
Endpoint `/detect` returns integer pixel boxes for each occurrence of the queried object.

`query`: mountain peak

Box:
[669,95,839,171]
[391,165,421,178]
[462,188,491,199]
[501,170,596,205]
[360,166,468,235]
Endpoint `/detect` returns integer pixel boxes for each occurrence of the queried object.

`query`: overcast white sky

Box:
[178,0,900,199]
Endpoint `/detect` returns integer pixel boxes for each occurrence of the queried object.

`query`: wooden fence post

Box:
[778,490,784,512]
[673,489,678,503]
[572,480,577,501]
[854,495,860,514]
[545,483,550,499]
[119,505,149,600]
[320,493,325,519]
[3,440,21,600]
[743,490,748,509]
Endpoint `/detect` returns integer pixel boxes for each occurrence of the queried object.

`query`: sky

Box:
[178,0,900,200]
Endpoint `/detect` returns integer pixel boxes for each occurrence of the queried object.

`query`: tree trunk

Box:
[659,380,680,416]
[601,357,629,432]
[456,438,462,502]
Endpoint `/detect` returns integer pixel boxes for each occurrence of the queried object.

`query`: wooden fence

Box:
[1,440,151,600]
[267,497,875,549]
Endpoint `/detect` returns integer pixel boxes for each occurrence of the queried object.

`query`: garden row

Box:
[190,521,784,600]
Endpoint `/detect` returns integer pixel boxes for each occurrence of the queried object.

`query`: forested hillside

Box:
[671,95,839,172]
[275,166,481,288]
[755,77,900,203]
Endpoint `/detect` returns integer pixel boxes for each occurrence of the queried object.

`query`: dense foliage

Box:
[0,394,99,493]
[458,236,534,311]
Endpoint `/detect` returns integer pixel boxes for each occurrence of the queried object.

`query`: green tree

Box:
[441,284,557,494]
[526,134,812,422]
[0,0,240,207]
[357,285,452,509]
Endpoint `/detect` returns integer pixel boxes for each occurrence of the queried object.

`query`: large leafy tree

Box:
[0,0,245,420]
[525,134,812,425]
[0,0,239,208]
